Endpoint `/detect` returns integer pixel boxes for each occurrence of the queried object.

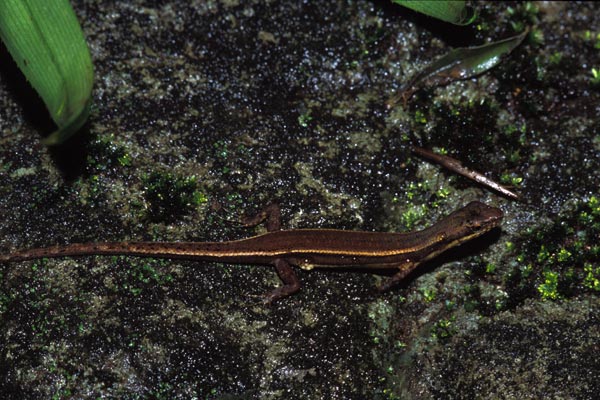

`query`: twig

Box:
[412,146,519,200]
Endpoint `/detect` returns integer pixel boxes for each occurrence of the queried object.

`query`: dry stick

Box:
[412,146,519,200]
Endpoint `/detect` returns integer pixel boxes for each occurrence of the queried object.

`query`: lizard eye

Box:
[464,218,478,231]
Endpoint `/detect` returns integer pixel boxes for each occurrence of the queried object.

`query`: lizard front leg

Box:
[376,261,417,292]
[241,203,282,232]
[243,203,302,303]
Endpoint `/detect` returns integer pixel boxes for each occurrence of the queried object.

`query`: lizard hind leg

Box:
[262,258,301,304]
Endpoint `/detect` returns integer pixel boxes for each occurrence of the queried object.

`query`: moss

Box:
[431,317,456,340]
[462,283,482,312]
[582,30,600,49]
[537,270,560,300]
[87,134,134,171]
[400,204,427,230]
[110,258,174,298]
[435,187,451,199]
[500,172,523,186]
[297,111,313,128]
[142,171,205,222]
[548,51,563,65]
[507,2,540,33]
[405,181,427,201]
[421,287,436,302]
[507,196,600,304]
[413,109,428,124]
[583,263,600,291]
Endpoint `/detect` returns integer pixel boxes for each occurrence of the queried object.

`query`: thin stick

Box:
[412,146,519,200]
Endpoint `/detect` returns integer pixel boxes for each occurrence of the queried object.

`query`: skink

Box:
[1,201,502,303]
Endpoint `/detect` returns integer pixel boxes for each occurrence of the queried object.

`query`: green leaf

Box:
[0,0,94,145]
[392,0,476,25]
[414,30,527,85]
[388,30,528,107]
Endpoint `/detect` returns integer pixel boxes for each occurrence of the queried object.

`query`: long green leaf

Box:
[0,0,93,145]
[388,30,528,107]
[392,0,476,25]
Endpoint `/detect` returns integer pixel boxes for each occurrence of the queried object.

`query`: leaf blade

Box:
[388,30,528,107]
[0,0,93,144]
[392,0,476,25]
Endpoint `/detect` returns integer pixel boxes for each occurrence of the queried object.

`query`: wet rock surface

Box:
[1,1,598,398]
